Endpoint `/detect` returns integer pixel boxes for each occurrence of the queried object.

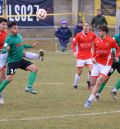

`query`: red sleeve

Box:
[112,39,120,58]
[71,34,79,53]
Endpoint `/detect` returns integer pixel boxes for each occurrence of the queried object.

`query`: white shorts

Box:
[91,63,111,77]
[76,59,93,68]
[0,53,7,70]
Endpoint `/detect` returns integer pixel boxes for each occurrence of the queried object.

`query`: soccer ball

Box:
[36,9,47,20]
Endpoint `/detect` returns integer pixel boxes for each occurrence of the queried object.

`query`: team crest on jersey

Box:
[106,42,109,46]
[89,36,92,40]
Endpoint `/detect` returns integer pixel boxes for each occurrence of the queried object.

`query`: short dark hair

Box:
[98,25,109,34]
[8,22,17,28]
[0,17,7,23]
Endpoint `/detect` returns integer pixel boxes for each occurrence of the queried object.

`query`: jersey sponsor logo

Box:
[80,42,92,49]
[106,42,110,46]
[16,43,23,48]
[96,49,109,55]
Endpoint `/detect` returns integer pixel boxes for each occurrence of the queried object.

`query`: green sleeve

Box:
[113,35,119,43]
[23,44,33,48]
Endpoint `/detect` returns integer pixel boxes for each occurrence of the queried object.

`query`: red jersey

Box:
[0,31,7,50]
[94,36,120,66]
[72,31,96,59]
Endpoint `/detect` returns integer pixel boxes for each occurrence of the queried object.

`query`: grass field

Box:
[0,51,120,129]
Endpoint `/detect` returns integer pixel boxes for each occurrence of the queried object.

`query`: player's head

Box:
[0,17,7,31]
[61,20,67,28]
[8,22,18,35]
[98,25,109,38]
[83,22,90,34]
[97,9,102,15]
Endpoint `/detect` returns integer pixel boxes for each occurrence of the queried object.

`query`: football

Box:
[36,9,47,20]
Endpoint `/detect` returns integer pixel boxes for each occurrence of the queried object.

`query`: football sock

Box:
[25,52,39,59]
[74,73,80,86]
[0,80,9,93]
[98,82,106,94]
[113,79,120,91]
[88,94,95,102]
[27,72,37,88]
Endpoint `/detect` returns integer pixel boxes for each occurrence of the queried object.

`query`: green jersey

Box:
[113,34,120,46]
[112,34,120,63]
[3,34,32,63]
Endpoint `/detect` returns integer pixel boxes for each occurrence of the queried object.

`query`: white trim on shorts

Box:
[91,63,111,77]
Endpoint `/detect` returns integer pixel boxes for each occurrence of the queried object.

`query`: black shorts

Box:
[108,62,120,76]
[7,59,33,75]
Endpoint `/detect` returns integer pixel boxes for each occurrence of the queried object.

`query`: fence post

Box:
[72,0,78,25]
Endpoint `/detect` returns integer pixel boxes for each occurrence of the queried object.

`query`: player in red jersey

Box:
[72,22,96,89]
[84,25,120,108]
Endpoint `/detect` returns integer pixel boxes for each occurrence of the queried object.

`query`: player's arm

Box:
[71,34,79,58]
[92,41,97,64]
[23,42,39,49]
[112,39,120,61]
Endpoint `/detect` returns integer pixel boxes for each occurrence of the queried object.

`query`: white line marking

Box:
[0,110,120,122]
[39,82,113,88]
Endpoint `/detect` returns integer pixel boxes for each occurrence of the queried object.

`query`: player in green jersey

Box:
[0,22,38,103]
[96,34,120,100]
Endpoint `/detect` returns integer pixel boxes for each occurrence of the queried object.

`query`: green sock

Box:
[98,82,106,94]
[114,79,120,90]
[27,72,37,88]
[0,80,9,93]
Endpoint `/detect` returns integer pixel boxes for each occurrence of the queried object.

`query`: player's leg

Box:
[0,53,8,104]
[84,65,111,107]
[0,68,6,104]
[24,52,39,59]
[24,50,44,61]
[20,59,38,94]
[111,79,120,100]
[0,61,17,97]
[86,59,93,89]
[111,63,120,99]
[74,67,82,89]
[96,76,109,100]
[96,63,116,100]
[74,59,84,89]
[0,75,14,93]
[0,53,8,82]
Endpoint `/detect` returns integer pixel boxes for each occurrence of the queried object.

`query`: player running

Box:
[0,22,38,104]
[72,22,96,89]
[84,25,120,108]
[96,34,120,100]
